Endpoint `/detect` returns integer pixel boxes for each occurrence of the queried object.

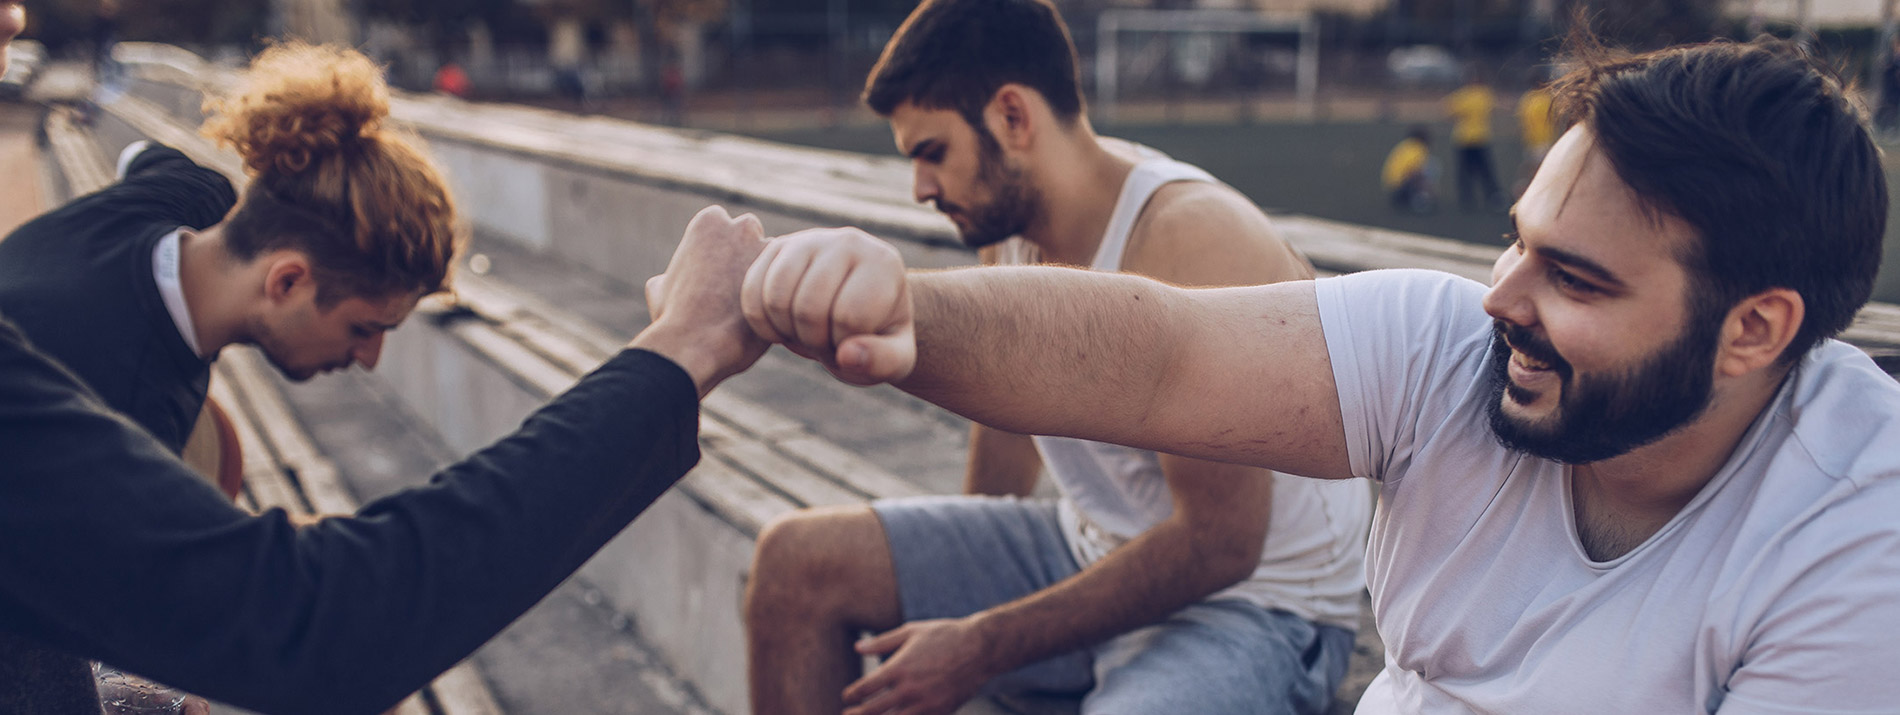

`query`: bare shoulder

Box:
[1124,181,1313,287]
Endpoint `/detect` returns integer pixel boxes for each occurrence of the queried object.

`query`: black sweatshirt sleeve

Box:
[0,316,700,714]
[105,142,236,229]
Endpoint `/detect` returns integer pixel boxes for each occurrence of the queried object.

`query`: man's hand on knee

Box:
[842,617,995,715]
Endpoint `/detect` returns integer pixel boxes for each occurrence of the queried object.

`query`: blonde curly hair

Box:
[202,41,459,303]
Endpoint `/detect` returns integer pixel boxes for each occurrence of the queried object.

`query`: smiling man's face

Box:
[1480,124,1723,464]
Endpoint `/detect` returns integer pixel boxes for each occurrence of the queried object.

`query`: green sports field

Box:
[745,120,1900,306]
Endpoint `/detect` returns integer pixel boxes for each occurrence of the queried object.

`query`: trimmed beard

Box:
[950,128,1039,250]
[1484,306,1723,465]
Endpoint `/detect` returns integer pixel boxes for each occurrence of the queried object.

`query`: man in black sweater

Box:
[0,141,237,454]
[0,199,772,714]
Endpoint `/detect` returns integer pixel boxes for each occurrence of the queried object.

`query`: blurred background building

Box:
[12,0,1899,107]
[12,0,1900,292]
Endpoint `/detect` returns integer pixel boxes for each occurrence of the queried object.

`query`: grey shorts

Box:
[872,495,1353,715]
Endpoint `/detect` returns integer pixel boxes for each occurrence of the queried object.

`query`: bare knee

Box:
[746,505,898,630]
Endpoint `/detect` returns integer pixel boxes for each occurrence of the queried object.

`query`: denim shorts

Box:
[872,495,1354,715]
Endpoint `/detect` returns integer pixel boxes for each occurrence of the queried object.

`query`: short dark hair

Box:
[863,0,1085,129]
[1551,36,1887,364]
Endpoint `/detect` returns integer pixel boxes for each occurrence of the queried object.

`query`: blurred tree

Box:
[633,0,727,34]
[24,0,263,52]
[117,0,263,46]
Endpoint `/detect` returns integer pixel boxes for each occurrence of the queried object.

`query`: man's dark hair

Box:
[862,0,1085,130]
[1551,35,1886,364]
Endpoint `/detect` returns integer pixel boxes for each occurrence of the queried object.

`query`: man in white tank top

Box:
[742,1,1369,713]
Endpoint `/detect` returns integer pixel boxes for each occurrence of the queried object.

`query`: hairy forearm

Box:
[966,517,1258,673]
[901,267,1183,446]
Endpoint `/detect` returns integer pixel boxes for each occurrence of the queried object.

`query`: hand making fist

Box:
[740,227,916,386]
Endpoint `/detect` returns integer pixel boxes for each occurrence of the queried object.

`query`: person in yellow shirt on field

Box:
[1383,125,1437,214]
[1515,79,1558,194]
[1444,72,1502,212]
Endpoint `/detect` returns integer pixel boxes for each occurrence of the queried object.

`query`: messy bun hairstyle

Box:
[201,42,459,304]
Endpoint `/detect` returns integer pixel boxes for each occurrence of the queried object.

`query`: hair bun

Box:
[201,42,392,177]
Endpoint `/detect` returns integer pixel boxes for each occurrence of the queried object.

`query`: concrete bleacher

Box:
[76,45,1900,715]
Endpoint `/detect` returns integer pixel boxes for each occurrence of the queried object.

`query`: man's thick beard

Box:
[954,133,1040,250]
[1484,314,1721,465]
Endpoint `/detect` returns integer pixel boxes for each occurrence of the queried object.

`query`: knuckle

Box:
[795,310,825,332]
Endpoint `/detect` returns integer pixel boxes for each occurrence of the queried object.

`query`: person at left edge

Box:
[0,42,451,457]
[0,43,457,708]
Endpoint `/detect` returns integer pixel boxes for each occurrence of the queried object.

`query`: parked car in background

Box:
[1388,45,1460,88]
[1,39,44,100]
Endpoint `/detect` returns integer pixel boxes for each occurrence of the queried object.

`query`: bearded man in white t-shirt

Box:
[664,33,1900,714]
[740,1,1370,714]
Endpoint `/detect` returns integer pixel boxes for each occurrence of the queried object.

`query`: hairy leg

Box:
[745,505,903,714]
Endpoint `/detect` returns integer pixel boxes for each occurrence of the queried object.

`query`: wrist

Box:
[627,320,729,398]
[960,610,1013,677]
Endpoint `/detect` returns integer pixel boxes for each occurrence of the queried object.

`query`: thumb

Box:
[834,330,915,385]
[856,625,912,656]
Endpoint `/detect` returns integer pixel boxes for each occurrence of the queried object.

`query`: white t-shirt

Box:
[1316,269,1900,713]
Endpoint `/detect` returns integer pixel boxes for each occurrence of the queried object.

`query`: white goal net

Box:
[1092,9,1319,121]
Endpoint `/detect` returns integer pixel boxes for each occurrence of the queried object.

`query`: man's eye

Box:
[1549,266,1597,294]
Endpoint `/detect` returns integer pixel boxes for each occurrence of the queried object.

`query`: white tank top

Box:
[1009,156,1370,630]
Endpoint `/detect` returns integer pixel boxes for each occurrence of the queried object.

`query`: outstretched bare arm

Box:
[742,229,1352,480]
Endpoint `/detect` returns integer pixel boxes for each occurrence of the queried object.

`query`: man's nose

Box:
[913,164,939,205]
[352,332,386,370]
[1482,249,1535,328]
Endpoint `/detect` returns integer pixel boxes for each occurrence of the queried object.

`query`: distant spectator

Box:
[555,64,587,109]
[1515,79,1558,194]
[90,0,118,74]
[659,62,685,126]
[433,62,470,99]
[1444,71,1502,212]
[1383,125,1437,214]
[88,0,124,107]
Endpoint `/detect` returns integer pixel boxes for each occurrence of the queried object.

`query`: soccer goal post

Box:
[1093,9,1319,121]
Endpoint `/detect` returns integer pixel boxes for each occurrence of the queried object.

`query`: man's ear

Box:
[983,84,1037,153]
[261,253,311,306]
[1715,287,1803,378]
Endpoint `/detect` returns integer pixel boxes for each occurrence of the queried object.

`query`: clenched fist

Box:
[633,206,773,395]
[740,227,916,385]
